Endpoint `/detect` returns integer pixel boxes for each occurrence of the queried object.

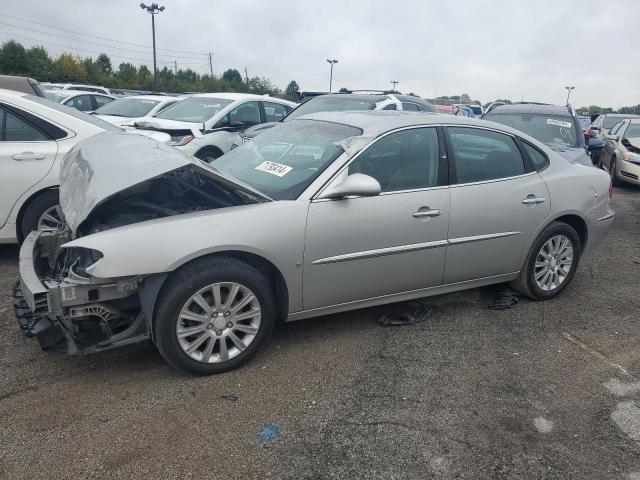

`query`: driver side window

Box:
[215,101,260,129]
[348,128,440,192]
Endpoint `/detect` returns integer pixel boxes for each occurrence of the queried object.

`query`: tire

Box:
[510,221,581,300]
[20,190,61,240]
[195,147,223,164]
[154,256,276,374]
[610,156,622,187]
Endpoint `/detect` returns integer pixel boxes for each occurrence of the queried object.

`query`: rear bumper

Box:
[15,230,149,354]
[583,209,615,257]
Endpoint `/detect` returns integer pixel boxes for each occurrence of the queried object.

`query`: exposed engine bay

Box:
[76,165,263,237]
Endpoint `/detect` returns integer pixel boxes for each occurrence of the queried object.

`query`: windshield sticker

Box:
[255,161,293,177]
[547,119,573,129]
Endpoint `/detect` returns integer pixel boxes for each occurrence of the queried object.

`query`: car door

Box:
[444,126,550,284]
[303,126,450,310]
[262,101,289,122]
[0,104,58,227]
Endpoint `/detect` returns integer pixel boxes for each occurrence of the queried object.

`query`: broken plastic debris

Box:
[221,394,239,402]
[378,300,433,326]
[486,285,521,310]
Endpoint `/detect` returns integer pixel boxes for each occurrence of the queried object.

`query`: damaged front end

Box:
[14,228,148,354]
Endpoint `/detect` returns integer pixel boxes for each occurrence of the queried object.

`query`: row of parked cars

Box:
[0,76,618,375]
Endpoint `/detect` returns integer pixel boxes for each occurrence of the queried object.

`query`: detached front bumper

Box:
[14,230,150,355]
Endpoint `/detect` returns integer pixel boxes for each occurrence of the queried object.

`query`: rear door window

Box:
[263,102,288,122]
[65,95,94,112]
[447,127,525,184]
[401,102,420,111]
[0,107,49,141]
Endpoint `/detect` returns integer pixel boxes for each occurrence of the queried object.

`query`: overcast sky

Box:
[1,0,638,107]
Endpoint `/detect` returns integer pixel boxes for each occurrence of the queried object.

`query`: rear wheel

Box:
[610,156,622,187]
[20,190,62,240]
[154,256,275,374]
[511,222,581,300]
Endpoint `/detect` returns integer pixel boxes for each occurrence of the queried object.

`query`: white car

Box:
[0,89,168,244]
[41,83,112,95]
[94,95,183,127]
[133,93,297,162]
[45,89,115,112]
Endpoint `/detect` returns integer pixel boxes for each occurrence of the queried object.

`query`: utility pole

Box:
[565,86,575,105]
[390,80,399,92]
[326,59,338,93]
[208,52,213,77]
[140,3,165,90]
[244,67,249,84]
[174,60,177,73]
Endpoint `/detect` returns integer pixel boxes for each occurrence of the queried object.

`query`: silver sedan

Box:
[15,111,615,374]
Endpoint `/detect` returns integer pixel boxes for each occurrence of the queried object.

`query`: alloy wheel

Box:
[534,235,574,291]
[176,282,261,363]
[37,204,64,230]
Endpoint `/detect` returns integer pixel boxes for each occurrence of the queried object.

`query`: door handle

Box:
[12,152,46,161]
[413,208,442,218]
[522,197,546,205]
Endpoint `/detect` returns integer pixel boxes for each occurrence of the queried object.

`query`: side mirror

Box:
[320,173,381,199]
[607,134,620,142]
[588,137,605,150]
[590,126,601,132]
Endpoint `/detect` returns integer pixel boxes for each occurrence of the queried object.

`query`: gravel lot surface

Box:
[0,185,639,479]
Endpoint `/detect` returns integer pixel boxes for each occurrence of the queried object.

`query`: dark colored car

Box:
[482,103,597,166]
[238,92,436,143]
[588,113,640,165]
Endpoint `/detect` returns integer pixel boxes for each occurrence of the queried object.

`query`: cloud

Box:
[1,0,638,107]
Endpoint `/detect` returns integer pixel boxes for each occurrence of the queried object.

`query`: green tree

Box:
[222,68,243,86]
[53,53,86,82]
[95,53,113,77]
[285,80,300,97]
[137,65,153,90]
[25,46,52,81]
[115,62,138,88]
[0,40,29,75]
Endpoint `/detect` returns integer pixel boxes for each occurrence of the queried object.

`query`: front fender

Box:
[63,201,309,311]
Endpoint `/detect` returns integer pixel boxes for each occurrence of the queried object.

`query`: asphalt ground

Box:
[0,185,639,479]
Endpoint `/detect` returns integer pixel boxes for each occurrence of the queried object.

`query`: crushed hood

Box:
[59,132,267,235]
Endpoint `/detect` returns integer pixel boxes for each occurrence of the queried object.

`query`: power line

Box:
[0,20,206,61]
[0,12,208,56]
[0,31,204,65]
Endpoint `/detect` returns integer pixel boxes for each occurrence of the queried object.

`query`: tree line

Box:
[0,39,302,100]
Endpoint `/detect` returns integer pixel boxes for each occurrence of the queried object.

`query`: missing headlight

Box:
[59,247,103,279]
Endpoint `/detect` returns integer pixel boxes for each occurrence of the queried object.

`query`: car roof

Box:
[190,92,292,103]
[602,113,640,118]
[120,94,178,102]
[47,89,111,97]
[0,87,28,99]
[486,103,572,116]
[317,93,388,102]
[298,110,527,138]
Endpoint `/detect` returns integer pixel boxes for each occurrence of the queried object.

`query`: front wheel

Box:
[511,222,581,300]
[154,256,276,374]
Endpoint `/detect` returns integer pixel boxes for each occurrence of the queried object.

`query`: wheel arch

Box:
[143,250,290,336]
[15,186,59,243]
[195,145,223,160]
[551,213,588,250]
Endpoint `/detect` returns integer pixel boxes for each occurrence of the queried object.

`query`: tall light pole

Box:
[390,80,399,92]
[326,59,338,93]
[140,3,165,90]
[565,86,575,105]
